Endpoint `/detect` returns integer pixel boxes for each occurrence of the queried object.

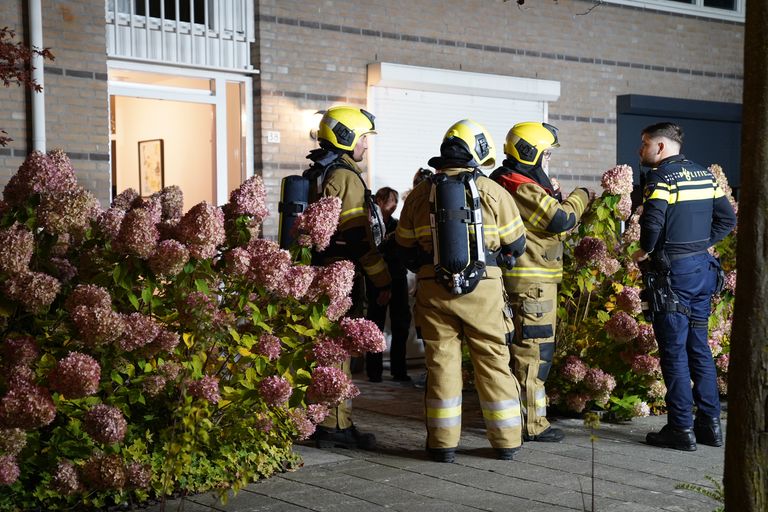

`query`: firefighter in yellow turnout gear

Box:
[307,106,391,449]
[490,122,592,442]
[396,120,526,462]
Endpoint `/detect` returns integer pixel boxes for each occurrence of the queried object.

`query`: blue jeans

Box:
[652,253,720,429]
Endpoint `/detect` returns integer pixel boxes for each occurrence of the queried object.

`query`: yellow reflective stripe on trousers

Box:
[480,399,522,428]
[504,267,562,279]
[426,397,462,427]
[339,206,366,225]
[363,259,387,277]
[534,388,547,417]
[396,225,416,239]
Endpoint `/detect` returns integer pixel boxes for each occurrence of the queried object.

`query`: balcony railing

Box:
[106,0,255,71]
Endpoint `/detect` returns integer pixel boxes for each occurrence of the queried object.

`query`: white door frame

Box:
[107,60,254,205]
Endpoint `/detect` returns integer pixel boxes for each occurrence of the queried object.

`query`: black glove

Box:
[497,252,516,269]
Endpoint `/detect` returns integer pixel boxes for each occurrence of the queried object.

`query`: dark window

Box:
[703,0,736,10]
[134,0,207,25]
[666,0,695,3]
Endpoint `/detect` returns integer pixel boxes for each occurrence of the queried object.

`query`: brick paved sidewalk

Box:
[144,378,725,512]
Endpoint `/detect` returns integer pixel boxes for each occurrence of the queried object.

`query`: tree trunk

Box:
[723,1,768,510]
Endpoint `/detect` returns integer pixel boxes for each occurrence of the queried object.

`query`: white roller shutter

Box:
[366,63,560,212]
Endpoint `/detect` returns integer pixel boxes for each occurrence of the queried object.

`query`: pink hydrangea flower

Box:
[307,366,360,405]
[634,401,651,417]
[141,375,167,397]
[717,376,728,395]
[188,376,221,404]
[255,413,273,433]
[648,380,667,399]
[225,175,269,223]
[126,462,152,489]
[716,354,729,372]
[96,207,126,240]
[574,236,607,264]
[0,428,26,456]
[259,375,292,406]
[708,338,723,357]
[326,297,353,322]
[66,284,112,311]
[52,460,82,495]
[310,260,355,303]
[1,336,39,367]
[225,247,251,277]
[312,335,349,366]
[159,361,182,381]
[276,265,316,300]
[82,453,126,490]
[0,383,57,429]
[583,368,616,393]
[151,185,184,222]
[0,224,34,274]
[149,239,190,277]
[604,311,639,342]
[50,257,77,282]
[71,306,125,346]
[111,188,140,211]
[616,286,642,315]
[723,270,736,294]
[293,196,342,251]
[600,164,634,195]
[176,201,225,260]
[634,323,657,353]
[247,239,292,292]
[3,150,78,206]
[616,194,632,220]
[306,404,330,424]
[0,455,19,485]
[596,256,620,276]
[560,355,588,383]
[49,352,101,398]
[118,313,161,352]
[565,392,590,413]
[622,217,641,244]
[340,317,386,355]
[256,334,282,361]
[115,208,159,259]
[630,354,661,376]
[37,187,98,238]
[288,409,316,441]
[83,404,128,444]
[3,271,61,312]
[146,329,180,355]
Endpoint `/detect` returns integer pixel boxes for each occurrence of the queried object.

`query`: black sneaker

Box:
[646,425,697,451]
[495,447,520,461]
[313,426,376,450]
[427,447,456,463]
[693,416,723,447]
[523,427,564,443]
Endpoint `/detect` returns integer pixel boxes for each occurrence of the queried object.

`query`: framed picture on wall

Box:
[138,139,164,196]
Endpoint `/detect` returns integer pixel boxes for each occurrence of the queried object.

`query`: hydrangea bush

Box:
[0,150,384,509]
[549,164,737,420]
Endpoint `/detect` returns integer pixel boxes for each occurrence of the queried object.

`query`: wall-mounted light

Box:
[303,109,325,141]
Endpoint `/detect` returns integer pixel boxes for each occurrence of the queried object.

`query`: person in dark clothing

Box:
[631,122,736,451]
[366,187,412,382]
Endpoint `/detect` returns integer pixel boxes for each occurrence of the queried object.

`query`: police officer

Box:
[631,122,736,451]
[490,122,592,443]
[395,119,526,462]
[307,105,392,449]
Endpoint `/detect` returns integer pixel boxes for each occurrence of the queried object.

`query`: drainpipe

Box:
[29,0,46,152]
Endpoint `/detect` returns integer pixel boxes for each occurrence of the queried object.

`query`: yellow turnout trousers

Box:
[509,282,557,437]
[415,269,523,450]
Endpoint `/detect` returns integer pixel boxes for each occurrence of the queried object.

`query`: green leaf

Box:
[110,370,124,385]
[128,292,140,311]
[141,286,153,306]
[195,279,210,293]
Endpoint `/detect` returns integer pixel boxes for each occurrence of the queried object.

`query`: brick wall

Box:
[254,0,744,236]
[0,0,111,206]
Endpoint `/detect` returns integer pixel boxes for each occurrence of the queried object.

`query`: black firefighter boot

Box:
[312,425,376,450]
